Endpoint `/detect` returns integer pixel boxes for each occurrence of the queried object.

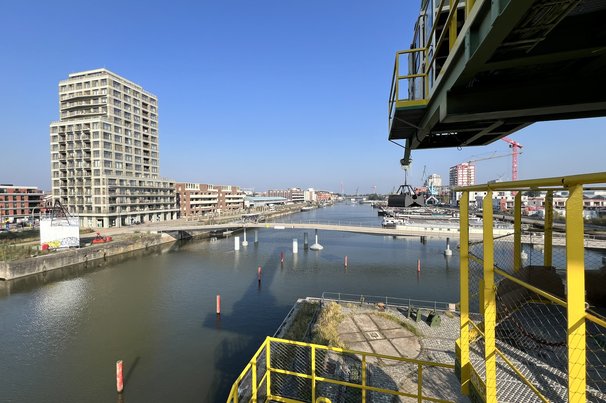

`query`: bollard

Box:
[303,232,309,250]
[116,360,124,393]
[258,266,262,282]
[444,237,453,256]
[293,238,298,254]
[310,229,323,250]
[280,251,284,263]
[242,228,248,246]
[234,236,240,251]
[417,258,421,273]
[344,255,348,267]
[216,295,221,315]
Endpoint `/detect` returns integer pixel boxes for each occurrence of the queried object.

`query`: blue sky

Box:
[1,0,604,194]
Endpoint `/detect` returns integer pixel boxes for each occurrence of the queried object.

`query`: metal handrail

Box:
[388,0,477,113]
[226,337,456,403]
[321,291,455,313]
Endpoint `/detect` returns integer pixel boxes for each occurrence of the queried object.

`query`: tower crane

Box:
[463,152,520,184]
[500,137,523,181]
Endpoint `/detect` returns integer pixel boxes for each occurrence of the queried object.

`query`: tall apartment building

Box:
[0,185,45,223]
[176,183,244,217]
[50,69,178,228]
[449,163,476,187]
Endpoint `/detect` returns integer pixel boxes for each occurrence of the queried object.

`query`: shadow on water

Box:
[0,242,179,298]
[124,356,141,383]
[202,245,294,402]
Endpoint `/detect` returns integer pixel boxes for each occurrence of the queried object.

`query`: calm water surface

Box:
[0,203,461,402]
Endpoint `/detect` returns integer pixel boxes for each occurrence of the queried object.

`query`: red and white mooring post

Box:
[116,360,124,393]
[216,294,221,315]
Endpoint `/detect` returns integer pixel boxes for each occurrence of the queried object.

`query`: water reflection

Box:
[0,204,467,401]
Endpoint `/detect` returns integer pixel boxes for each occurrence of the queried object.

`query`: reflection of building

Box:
[0,185,45,222]
[50,69,178,228]
[176,183,244,216]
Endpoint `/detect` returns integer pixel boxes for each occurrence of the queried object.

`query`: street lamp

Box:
[30,206,41,228]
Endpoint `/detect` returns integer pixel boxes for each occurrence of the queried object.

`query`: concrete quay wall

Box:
[0,233,177,281]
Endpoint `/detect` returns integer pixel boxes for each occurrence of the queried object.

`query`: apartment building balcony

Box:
[60,99,106,111]
[62,91,98,101]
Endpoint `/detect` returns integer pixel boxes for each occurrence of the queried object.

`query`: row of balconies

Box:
[61,109,106,119]
[61,98,107,110]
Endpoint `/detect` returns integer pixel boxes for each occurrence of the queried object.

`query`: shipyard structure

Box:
[49,69,178,228]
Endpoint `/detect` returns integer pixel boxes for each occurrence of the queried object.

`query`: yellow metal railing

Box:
[227,337,455,403]
[457,172,606,403]
[388,0,478,123]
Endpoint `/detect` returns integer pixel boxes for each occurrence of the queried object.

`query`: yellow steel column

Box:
[311,345,316,403]
[251,356,257,402]
[449,0,458,50]
[266,339,272,397]
[362,355,367,403]
[566,185,586,402]
[483,191,497,402]
[466,0,476,17]
[459,191,470,395]
[545,191,553,267]
[514,192,522,272]
[395,54,399,101]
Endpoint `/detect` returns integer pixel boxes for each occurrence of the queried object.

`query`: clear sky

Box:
[1,0,604,194]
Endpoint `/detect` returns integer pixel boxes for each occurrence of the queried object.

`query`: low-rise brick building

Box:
[0,184,45,223]
[176,183,244,217]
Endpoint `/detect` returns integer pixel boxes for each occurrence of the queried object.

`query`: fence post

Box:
[362,355,367,403]
[566,185,586,402]
[311,345,316,403]
[459,191,470,395]
[449,0,458,51]
[483,191,497,402]
[466,0,476,17]
[417,363,423,403]
[545,190,553,267]
[265,338,272,398]
[514,192,522,272]
[252,355,257,403]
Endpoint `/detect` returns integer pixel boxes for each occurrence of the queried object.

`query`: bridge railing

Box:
[263,218,378,228]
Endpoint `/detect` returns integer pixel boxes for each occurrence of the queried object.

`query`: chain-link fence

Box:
[227,337,456,403]
[461,190,606,402]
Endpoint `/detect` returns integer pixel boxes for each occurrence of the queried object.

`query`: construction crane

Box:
[461,152,519,185]
[501,137,523,181]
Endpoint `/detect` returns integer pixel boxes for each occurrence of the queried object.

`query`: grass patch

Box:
[377,312,423,337]
[0,244,50,261]
[283,301,319,342]
[312,302,345,348]
[0,229,39,245]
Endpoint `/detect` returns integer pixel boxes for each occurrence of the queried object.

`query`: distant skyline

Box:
[1,1,604,194]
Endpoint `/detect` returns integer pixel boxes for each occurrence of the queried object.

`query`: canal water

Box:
[0,203,461,402]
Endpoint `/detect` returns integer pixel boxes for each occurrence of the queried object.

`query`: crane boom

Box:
[501,137,523,181]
